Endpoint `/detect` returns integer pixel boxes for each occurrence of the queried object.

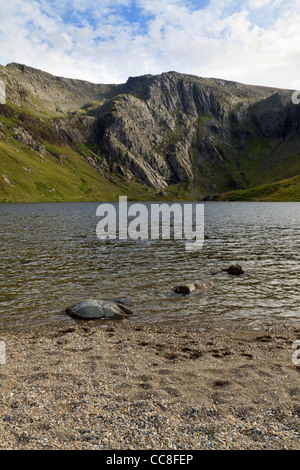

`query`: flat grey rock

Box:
[65,299,134,320]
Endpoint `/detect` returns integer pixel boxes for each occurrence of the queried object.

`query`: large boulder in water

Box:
[65,299,134,320]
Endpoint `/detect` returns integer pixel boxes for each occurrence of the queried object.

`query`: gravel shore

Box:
[0,318,299,450]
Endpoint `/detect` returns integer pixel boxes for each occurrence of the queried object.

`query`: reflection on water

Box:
[0,201,299,327]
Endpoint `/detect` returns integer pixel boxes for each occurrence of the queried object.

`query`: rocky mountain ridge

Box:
[0,62,299,201]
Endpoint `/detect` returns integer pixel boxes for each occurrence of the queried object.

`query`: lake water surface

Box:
[0,201,299,328]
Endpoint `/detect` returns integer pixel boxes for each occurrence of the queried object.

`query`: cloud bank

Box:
[0,0,299,89]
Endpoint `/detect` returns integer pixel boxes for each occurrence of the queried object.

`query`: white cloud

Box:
[248,0,271,8]
[0,0,299,89]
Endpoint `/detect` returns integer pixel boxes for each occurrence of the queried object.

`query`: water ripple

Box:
[0,201,299,327]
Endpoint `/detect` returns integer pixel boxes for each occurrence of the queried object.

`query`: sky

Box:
[0,0,300,89]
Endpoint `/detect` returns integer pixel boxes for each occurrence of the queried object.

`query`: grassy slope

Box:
[214,174,300,202]
[0,137,168,202]
[238,135,300,188]
[0,101,169,203]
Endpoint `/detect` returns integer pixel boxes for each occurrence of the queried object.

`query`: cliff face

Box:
[86,72,300,193]
[0,63,299,201]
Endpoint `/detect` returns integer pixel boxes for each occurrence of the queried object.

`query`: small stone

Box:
[173,282,214,295]
[223,264,244,276]
[173,283,197,294]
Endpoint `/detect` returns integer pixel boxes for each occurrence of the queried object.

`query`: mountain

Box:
[0,62,299,202]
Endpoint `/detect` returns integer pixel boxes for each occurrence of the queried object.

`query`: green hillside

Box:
[214,175,300,202]
[0,101,165,202]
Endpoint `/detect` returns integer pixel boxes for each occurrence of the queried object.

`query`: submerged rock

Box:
[223,264,245,276]
[173,282,213,295]
[65,299,134,320]
[173,283,198,294]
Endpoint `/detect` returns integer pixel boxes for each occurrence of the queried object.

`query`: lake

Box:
[0,201,299,328]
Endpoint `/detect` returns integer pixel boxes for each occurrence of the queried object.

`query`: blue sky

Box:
[0,0,299,89]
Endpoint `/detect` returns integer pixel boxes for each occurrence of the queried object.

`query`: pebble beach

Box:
[0,317,299,450]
